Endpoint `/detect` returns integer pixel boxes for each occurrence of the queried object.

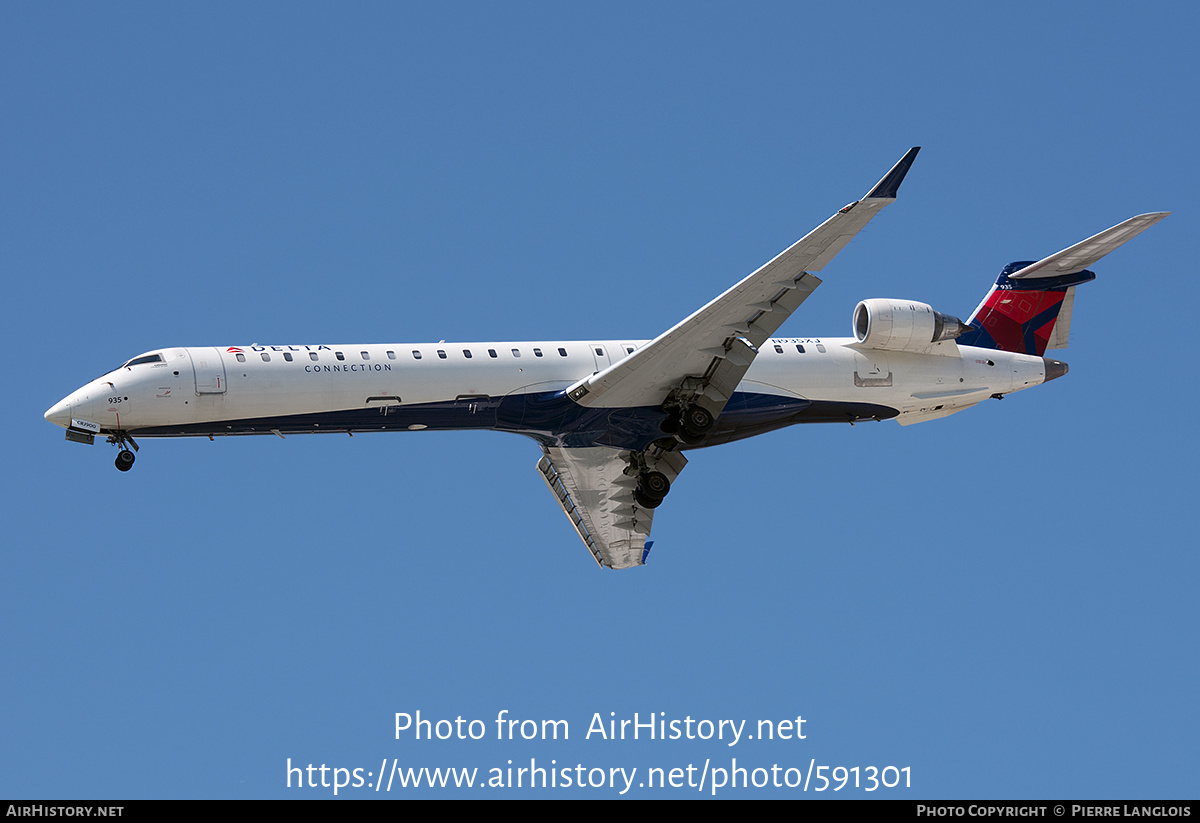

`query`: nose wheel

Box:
[106,431,140,472]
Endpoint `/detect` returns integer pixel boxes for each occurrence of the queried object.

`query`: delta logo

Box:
[226,347,244,354]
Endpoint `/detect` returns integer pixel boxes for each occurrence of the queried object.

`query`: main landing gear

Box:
[627,442,686,510]
[634,470,670,509]
[659,402,715,445]
[107,431,139,472]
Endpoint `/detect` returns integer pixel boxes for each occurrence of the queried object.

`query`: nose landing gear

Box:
[106,431,140,472]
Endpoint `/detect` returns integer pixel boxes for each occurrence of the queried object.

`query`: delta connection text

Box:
[394,709,806,745]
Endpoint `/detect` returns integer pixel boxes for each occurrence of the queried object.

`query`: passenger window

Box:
[336,351,345,361]
[283,352,293,362]
[816,344,826,353]
[463,350,473,359]
[387,351,396,360]
[236,353,246,363]
[437,350,447,359]
[774,345,783,354]
[361,351,369,360]
[796,345,805,354]
[310,352,318,361]
[594,347,603,356]
[512,348,521,358]
[558,348,567,357]
[261,353,271,362]
[488,349,498,358]
[412,350,422,360]
[533,348,543,357]
[626,346,634,354]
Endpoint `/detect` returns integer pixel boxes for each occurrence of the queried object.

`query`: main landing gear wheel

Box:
[115,450,136,472]
[661,403,715,444]
[681,406,714,437]
[633,490,660,509]
[640,470,670,498]
[634,471,670,509]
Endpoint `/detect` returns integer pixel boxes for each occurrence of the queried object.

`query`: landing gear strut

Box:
[107,431,139,472]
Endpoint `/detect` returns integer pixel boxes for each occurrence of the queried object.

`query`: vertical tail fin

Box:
[957,213,1169,355]
[958,266,1093,355]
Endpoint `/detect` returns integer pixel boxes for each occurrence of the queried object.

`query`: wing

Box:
[536,443,687,569]
[542,149,919,569]
[566,147,920,415]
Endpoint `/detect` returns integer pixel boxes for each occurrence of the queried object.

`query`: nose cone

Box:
[45,397,72,428]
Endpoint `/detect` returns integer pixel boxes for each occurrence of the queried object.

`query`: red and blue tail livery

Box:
[958,265,1095,356]
[961,213,1168,355]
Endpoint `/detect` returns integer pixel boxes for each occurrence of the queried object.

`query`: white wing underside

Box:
[537,445,687,569]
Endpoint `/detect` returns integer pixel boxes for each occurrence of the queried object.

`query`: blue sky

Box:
[4,2,1196,799]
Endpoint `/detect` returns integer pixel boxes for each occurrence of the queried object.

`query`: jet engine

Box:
[852,298,971,353]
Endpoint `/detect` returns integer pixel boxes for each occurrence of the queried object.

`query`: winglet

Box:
[865,147,921,200]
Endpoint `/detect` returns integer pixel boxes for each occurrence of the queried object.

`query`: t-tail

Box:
[957,213,1169,356]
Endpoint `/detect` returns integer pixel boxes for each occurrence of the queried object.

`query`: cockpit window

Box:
[122,354,164,368]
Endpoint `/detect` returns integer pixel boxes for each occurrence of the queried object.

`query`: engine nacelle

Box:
[853,298,970,353]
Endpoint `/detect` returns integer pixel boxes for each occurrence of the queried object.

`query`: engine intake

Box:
[853,298,970,353]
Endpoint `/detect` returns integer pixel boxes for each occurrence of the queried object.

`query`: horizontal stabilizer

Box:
[1008,212,1169,279]
[962,212,1168,355]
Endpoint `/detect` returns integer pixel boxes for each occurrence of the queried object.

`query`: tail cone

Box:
[1043,358,1069,383]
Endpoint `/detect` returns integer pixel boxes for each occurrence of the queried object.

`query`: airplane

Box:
[44,148,1168,569]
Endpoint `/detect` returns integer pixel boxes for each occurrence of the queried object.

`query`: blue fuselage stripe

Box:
[128,390,899,449]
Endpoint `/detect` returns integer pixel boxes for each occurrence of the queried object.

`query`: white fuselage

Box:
[45,337,1048,448]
